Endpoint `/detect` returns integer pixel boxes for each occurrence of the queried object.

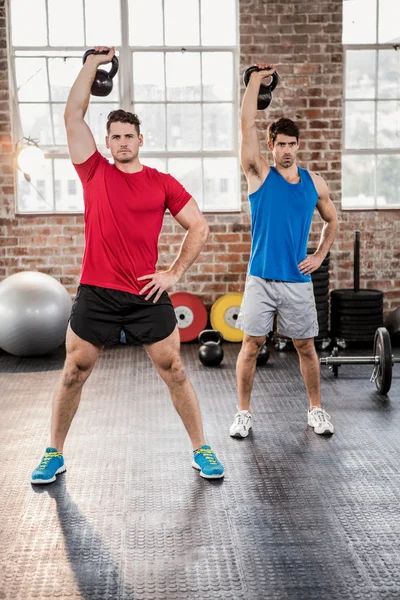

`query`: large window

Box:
[342,0,400,209]
[10,0,239,214]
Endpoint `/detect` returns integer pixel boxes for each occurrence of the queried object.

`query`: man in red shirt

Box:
[31,46,224,484]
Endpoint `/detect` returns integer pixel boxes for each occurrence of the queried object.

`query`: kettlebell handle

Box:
[198,329,223,345]
[243,66,279,93]
[82,49,119,80]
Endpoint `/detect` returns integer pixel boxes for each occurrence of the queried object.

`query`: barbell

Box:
[320,327,399,395]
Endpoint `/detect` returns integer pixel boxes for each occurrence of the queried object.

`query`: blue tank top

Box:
[248,166,319,282]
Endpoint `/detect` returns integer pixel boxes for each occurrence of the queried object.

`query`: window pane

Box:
[11,0,47,46]
[19,104,54,146]
[85,0,121,46]
[166,53,201,101]
[379,0,400,44]
[345,101,375,149]
[342,154,375,209]
[202,53,233,101]
[164,0,199,46]
[129,0,163,46]
[345,51,376,100]
[377,155,400,206]
[201,0,236,46]
[342,0,377,44]
[87,103,119,145]
[133,53,165,101]
[17,162,54,213]
[168,158,203,207]
[203,157,238,210]
[15,58,49,102]
[54,159,84,212]
[203,104,233,150]
[48,0,84,46]
[48,58,82,102]
[52,104,67,145]
[142,158,167,172]
[133,104,166,151]
[378,50,400,99]
[377,101,400,149]
[167,105,201,151]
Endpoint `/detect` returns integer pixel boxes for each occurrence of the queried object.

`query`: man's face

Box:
[268,134,299,169]
[106,122,143,163]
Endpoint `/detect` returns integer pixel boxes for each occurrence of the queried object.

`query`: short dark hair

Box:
[106,110,141,135]
[268,118,300,145]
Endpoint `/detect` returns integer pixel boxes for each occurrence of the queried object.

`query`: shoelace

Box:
[312,408,331,423]
[194,448,218,465]
[38,451,62,470]
[235,412,250,426]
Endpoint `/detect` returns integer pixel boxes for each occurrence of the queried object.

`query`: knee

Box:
[161,357,187,386]
[241,340,265,361]
[293,339,316,359]
[62,357,95,388]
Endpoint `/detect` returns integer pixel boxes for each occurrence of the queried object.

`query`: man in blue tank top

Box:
[230,62,338,438]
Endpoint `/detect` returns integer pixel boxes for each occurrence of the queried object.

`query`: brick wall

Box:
[1,0,399,313]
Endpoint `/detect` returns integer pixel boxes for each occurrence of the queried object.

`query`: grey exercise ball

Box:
[0,271,72,357]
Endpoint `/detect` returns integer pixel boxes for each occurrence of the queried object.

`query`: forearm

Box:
[241,79,261,127]
[64,60,98,120]
[316,219,337,259]
[169,226,209,278]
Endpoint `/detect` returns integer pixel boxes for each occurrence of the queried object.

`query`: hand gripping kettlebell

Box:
[82,49,119,97]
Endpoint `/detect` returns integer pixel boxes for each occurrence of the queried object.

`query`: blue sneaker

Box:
[31,447,66,484]
[192,445,224,479]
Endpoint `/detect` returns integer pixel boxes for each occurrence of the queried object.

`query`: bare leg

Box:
[50,325,101,453]
[236,334,266,412]
[144,327,205,450]
[292,337,321,410]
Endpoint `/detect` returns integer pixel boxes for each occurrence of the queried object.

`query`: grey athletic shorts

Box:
[236,275,319,339]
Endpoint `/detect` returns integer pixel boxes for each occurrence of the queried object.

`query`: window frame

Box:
[10,0,240,215]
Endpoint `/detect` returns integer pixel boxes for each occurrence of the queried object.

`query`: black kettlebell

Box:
[198,330,224,367]
[256,343,270,366]
[243,66,279,110]
[82,49,119,97]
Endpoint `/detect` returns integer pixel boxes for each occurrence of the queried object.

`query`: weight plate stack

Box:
[330,289,384,341]
[308,248,330,338]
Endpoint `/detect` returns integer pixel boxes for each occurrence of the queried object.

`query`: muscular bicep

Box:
[240,123,264,178]
[65,117,97,164]
[173,198,208,232]
[314,175,337,223]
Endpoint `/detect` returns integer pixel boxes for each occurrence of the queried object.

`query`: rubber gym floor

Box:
[1,341,399,600]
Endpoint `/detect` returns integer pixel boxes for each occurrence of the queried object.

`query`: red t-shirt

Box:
[73,151,191,294]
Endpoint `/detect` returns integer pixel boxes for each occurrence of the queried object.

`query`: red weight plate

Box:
[170,292,208,343]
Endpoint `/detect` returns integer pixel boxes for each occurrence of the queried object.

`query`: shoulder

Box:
[306,170,328,197]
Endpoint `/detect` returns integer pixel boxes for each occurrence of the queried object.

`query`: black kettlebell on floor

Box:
[256,343,270,366]
[198,330,224,367]
[82,49,119,97]
[243,66,279,110]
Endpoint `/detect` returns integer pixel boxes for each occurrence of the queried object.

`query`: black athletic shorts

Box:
[70,284,177,347]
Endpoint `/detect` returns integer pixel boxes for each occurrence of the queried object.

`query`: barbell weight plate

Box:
[373,327,392,395]
[210,293,244,342]
[170,292,208,343]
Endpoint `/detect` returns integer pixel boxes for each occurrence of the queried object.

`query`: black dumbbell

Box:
[198,330,224,367]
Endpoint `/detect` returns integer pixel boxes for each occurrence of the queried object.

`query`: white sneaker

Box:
[229,409,252,438]
[308,407,334,435]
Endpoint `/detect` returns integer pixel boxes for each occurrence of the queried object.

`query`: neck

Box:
[114,157,143,174]
[273,162,299,182]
